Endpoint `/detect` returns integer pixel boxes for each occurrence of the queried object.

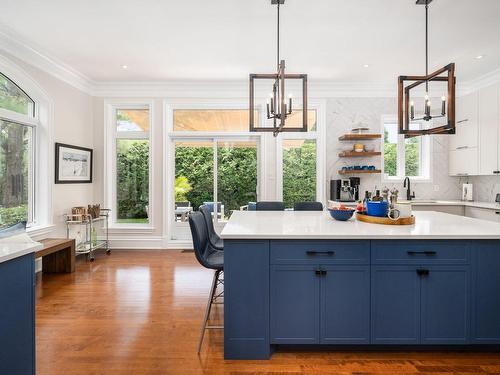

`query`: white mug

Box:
[395,202,412,218]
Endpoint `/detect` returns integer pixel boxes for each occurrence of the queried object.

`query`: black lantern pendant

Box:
[398,0,456,138]
[249,0,308,137]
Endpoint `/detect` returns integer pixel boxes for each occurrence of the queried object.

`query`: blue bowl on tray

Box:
[366,201,389,217]
[327,208,355,221]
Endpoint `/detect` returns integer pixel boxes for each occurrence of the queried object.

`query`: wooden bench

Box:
[35,238,76,273]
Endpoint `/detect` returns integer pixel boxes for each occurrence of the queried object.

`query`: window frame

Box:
[0,73,39,228]
[381,115,432,184]
[0,56,54,237]
[105,101,154,229]
[164,100,265,240]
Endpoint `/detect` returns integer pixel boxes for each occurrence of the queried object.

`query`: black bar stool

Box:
[294,201,324,211]
[199,204,224,250]
[188,212,224,353]
[255,201,285,211]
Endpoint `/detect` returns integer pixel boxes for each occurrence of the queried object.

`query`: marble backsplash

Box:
[469,175,500,202]
[325,97,463,201]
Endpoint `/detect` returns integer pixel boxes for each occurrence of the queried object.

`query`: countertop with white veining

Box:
[0,240,42,264]
[329,199,500,210]
[221,210,500,240]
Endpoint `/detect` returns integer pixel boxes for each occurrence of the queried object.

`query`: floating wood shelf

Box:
[339,169,382,175]
[338,134,382,141]
[339,151,382,157]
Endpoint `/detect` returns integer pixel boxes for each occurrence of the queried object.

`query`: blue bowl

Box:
[366,201,389,217]
[328,208,355,221]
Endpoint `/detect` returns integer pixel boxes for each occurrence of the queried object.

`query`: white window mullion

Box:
[213,138,218,223]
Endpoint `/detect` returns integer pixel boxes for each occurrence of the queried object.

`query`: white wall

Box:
[1,52,94,238]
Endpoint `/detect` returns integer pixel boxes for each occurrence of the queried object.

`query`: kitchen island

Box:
[220,211,500,359]
[0,239,42,374]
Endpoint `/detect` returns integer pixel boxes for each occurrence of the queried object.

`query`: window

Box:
[382,118,431,181]
[173,109,257,132]
[0,72,34,116]
[172,137,258,223]
[114,107,150,224]
[278,109,321,209]
[169,107,260,241]
[282,139,317,208]
[0,73,36,229]
[283,110,317,131]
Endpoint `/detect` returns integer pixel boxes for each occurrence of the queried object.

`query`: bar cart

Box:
[64,209,110,262]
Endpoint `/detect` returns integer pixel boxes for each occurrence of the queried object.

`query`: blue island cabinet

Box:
[472,240,500,343]
[0,253,35,374]
[224,238,500,360]
[371,240,470,345]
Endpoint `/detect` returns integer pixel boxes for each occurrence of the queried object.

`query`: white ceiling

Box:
[0,0,499,83]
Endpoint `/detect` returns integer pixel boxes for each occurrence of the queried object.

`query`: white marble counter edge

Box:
[331,200,500,210]
[221,234,500,240]
[0,242,43,264]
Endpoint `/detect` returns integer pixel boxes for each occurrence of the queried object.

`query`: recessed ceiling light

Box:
[121,64,128,69]
[363,64,370,68]
[475,55,484,60]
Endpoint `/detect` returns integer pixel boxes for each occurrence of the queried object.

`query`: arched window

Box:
[0,72,37,228]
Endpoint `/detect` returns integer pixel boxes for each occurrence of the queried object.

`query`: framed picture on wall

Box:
[55,143,93,184]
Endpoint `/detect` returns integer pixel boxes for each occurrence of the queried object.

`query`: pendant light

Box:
[398,0,456,138]
[249,0,308,137]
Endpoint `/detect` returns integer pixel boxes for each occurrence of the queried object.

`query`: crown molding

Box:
[459,67,500,96]
[1,22,499,98]
[91,80,401,98]
[0,23,94,94]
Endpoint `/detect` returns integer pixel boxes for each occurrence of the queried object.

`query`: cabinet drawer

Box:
[270,240,370,265]
[372,240,470,265]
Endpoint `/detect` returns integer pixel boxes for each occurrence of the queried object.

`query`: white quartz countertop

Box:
[331,199,500,210]
[221,210,500,240]
[0,241,42,264]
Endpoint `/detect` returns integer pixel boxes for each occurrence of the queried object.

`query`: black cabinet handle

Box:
[407,251,437,256]
[495,212,500,215]
[416,269,430,276]
[315,269,322,275]
[314,269,328,276]
[307,250,335,256]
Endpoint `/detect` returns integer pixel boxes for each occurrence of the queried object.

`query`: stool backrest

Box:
[256,201,285,211]
[188,212,211,269]
[199,205,216,237]
[294,201,323,211]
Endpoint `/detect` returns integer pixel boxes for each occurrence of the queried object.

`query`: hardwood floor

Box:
[36,250,500,375]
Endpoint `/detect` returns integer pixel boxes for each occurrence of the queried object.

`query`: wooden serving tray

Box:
[356,212,416,225]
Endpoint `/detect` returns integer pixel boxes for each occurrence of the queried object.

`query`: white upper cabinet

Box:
[449,147,479,176]
[448,92,479,176]
[478,83,500,175]
[498,86,500,172]
[450,92,478,150]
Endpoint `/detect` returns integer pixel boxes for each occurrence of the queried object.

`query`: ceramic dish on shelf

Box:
[353,143,365,152]
[351,126,370,134]
[364,145,375,152]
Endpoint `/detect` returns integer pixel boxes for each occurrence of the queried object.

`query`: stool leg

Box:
[198,269,219,353]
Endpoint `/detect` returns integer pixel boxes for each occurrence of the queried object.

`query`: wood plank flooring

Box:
[36,250,500,375]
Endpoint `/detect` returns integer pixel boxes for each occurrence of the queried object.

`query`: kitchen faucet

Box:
[403,177,416,201]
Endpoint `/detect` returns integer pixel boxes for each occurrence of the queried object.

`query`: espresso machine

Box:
[330,177,360,202]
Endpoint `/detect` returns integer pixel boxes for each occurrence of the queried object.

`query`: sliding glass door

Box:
[171,137,259,240]
[216,140,258,222]
[282,139,317,208]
